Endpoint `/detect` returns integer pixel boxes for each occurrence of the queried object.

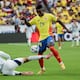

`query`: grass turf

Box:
[0,42,80,80]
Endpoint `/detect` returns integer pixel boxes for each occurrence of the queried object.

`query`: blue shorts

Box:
[58,34,64,39]
[38,36,54,54]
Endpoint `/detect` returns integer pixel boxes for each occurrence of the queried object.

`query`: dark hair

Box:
[36,5,43,10]
[78,12,80,16]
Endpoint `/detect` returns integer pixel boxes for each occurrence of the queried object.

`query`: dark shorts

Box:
[38,36,54,54]
[58,34,64,39]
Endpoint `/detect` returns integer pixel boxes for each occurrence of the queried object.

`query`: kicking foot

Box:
[37,67,46,75]
[59,46,61,49]
[60,63,66,70]
[76,45,79,47]
[71,45,74,47]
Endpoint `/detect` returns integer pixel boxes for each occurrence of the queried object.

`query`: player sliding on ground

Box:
[0,51,51,76]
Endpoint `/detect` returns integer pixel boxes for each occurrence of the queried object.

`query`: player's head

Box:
[36,5,44,17]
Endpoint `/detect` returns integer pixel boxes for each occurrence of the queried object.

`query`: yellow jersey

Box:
[29,13,57,40]
[55,22,64,34]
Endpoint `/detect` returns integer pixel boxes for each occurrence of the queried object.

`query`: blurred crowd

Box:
[0,0,36,25]
[45,0,80,24]
[0,0,80,25]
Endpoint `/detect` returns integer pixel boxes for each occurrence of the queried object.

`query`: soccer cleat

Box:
[37,67,46,75]
[76,44,79,47]
[59,46,61,49]
[60,62,66,70]
[71,45,74,47]
[37,70,45,75]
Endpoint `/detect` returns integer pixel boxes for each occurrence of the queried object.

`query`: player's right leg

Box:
[71,37,75,47]
[76,36,79,46]
[47,36,65,70]
[49,46,65,70]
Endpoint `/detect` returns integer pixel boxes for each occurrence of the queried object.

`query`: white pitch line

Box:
[7,43,27,46]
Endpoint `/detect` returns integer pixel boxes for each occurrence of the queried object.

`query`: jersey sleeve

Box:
[29,17,37,25]
[0,51,11,60]
[49,14,57,22]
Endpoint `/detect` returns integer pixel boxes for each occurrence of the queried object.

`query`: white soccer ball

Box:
[30,45,39,53]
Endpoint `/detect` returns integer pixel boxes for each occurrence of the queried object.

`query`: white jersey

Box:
[70,22,80,37]
[0,51,24,75]
[24,25,36,39]
[0,57,6,71]
[0,51,11,73]
[2,58,24,75]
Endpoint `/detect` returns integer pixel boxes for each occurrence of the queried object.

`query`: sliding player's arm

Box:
[0,51,11,60]
[15,71,34,76]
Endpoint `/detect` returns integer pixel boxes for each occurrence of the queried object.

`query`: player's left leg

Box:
[75,33,79,46]
[27,55,51,61]
[37,53,52,75]
[25,54,52,75]
[58,34,62,49]
[76,37,79,46]
[58,34,64,49]
[71,33,75,47]
[37,39,50,74]
[27,38,31,47]
[71,37,75,47]
[37,54,46,74]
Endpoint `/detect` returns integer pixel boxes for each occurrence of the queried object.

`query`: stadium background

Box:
[0,0,80,80]
[0,0,80,43]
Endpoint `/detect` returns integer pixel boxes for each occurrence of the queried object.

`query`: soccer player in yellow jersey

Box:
[55,22,64,49]
[24,5,70,74]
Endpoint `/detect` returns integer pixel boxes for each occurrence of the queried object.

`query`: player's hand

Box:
[21,71,34,76]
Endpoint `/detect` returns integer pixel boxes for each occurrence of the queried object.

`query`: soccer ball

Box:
[30,45,39,53]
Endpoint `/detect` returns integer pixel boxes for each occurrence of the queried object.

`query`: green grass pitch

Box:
[0,42,80,80]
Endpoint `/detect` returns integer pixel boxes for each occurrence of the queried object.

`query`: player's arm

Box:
[24,18,31,27]
[49,26,55,37]
[20,71,34,76]
[15,71,34,76]
[0,51,11,60]
[56,20,70,32]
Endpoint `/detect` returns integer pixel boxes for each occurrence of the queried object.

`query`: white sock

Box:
[28,39,31,46]
[59,62,64,65]
[27,55,46,61]
[76,38,79,46]
[72,39,75,46]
